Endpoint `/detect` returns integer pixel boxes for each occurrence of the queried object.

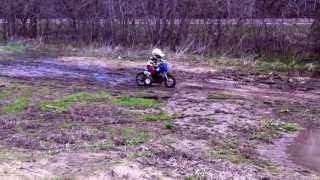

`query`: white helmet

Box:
[152,48,165,58]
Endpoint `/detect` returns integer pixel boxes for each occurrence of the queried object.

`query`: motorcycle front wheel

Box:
[164,73,176,88]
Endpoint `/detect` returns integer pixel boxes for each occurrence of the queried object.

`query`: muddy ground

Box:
[0,50,319,180]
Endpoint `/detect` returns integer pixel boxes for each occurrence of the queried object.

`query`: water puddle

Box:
[287,128,320,173]
[0,59,133,86]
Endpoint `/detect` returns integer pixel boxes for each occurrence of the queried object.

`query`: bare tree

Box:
[0,0,318,57]
[310,0,320,55]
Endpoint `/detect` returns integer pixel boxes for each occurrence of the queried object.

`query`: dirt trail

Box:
[0,56,319,179]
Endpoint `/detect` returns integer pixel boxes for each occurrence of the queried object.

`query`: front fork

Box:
[163,73,168,81]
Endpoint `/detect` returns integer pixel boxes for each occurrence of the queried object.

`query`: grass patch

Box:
[40,91,110,112]
[209,138,251,164]
[92,140,114,151]
[45,176,75,180]
[0,89,10,99]
[250,119,299,143]
[143,112,172,121]
[3,42,26,53]
[108,127,150,146]
[210,149,250,164]
[112,96,159,108]
[0,84,32,100]
[128,150,153,159]
[256,56,320,74]
[281,122,299,132]
[250,132,275,143]
[256,61,290,73]
[263,119,299,132]
[126,131,149,146]
[141,112,175,129]
[2,97,29,113]
[164,121,174,129]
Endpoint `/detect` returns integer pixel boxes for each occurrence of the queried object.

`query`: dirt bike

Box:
[136,62,176,88]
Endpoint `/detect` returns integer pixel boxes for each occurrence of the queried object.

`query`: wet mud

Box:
[288,128,320,173]
[0,55,319,179]
[0,59,133,86]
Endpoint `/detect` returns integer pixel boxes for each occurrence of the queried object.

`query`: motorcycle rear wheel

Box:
[164,73,176,88]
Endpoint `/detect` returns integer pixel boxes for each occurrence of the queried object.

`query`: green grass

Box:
[209,149,250,164]
[45,176,75,180]
[143,112,172,121]
[256,56,320,73]
[141,112,175,129]
[263,119,299,132]
[40,91,110,112]
[251,119,299,143]
[126,131,150,145]
[263,120,282,130]
[250,131,275,143]
[281,122,299,132]
[209,138,251,164]
[2,97,29,113]
[128,150,153,159]
[3,42,26,53]
[256,61,290,73]
[164,121,174,129]
[0,89,10,99]
[92,140,114,151]
[112,96,159,108]
[108,127,150,146]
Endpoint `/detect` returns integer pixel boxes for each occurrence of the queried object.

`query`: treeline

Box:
[0,0,319,56]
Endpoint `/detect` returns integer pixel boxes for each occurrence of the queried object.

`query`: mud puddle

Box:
[0,59,133,86]
[288,128,320,173]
